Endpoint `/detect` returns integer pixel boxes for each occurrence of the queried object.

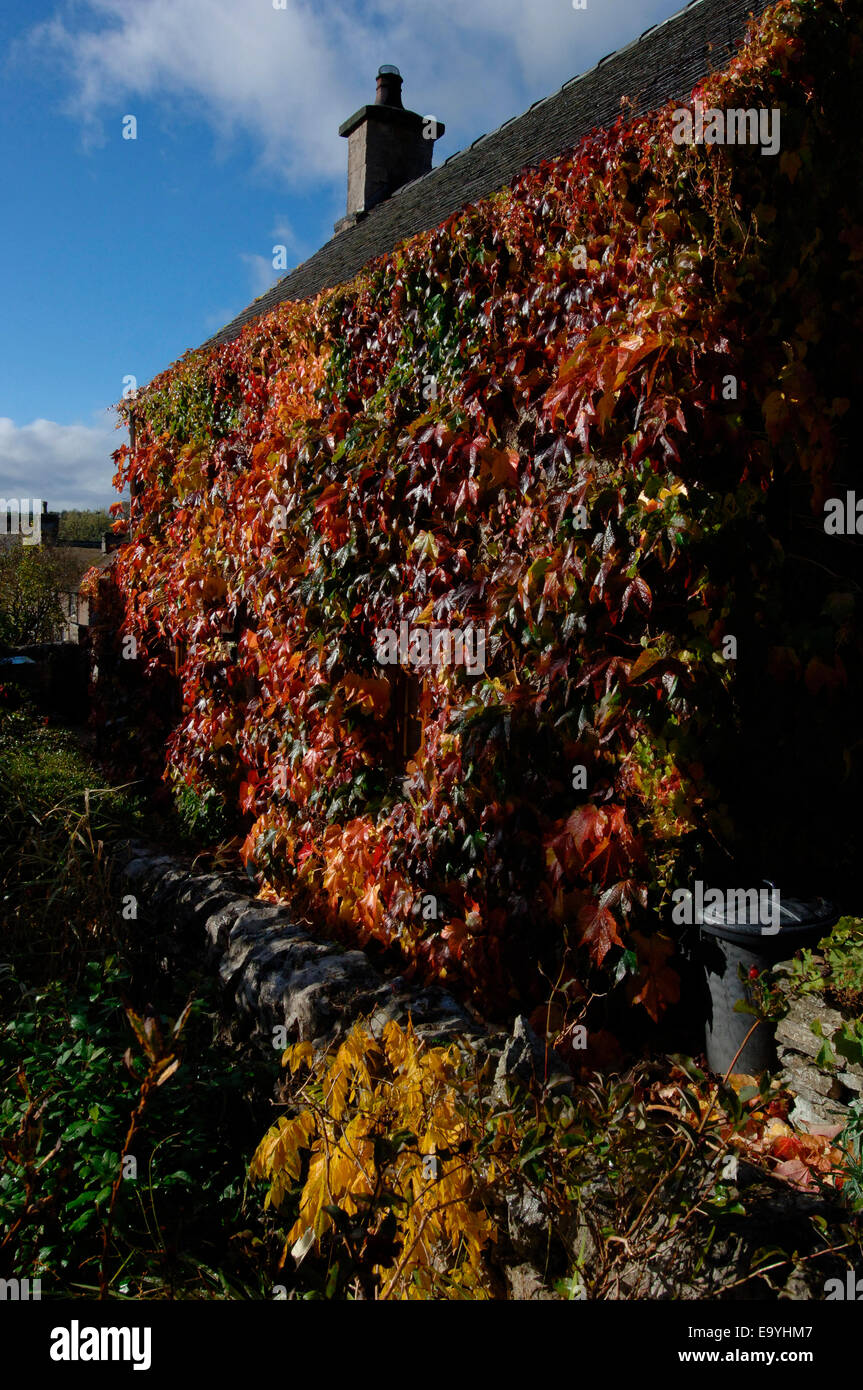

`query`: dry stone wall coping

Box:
[118,841,485,1054]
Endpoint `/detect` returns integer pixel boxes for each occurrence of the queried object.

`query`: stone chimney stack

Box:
[335,66,444,234]
[40,501,60,547]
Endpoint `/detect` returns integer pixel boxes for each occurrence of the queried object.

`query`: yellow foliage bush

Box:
[249,1020,498,1299]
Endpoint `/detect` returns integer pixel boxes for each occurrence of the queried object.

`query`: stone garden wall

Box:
[118,841,481,1052]
[775,984,863,1127]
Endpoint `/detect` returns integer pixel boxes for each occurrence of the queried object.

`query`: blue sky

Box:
[0,0,687,509]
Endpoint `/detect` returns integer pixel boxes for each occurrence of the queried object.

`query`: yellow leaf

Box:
[285,1040,315,1073]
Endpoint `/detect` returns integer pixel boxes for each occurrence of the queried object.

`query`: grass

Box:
[0,691,281,1298]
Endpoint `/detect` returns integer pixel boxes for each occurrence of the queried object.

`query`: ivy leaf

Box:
[621,578,652,617]
[578,900,623,966]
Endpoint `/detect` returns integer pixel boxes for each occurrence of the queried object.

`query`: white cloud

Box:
[271,216,297,247]
[0,417,122,511]
[240,250,282,297]
[202,305,238,332]
[240,214,308,297]
[21,0,683,189]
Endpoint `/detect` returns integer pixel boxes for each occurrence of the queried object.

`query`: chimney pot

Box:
[376,64,403,107]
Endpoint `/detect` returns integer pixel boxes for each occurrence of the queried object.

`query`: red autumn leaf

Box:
[621,578,652,617]
[772,1158,816,1191]
[770,1134,804,1162]
[578,900,624,965]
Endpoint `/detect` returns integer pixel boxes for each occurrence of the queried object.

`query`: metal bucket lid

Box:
[695,881,839,947]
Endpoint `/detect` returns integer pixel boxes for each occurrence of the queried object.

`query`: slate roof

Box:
[198,0,772,354]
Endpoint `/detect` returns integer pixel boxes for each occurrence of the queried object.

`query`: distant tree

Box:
[0,546,79,645]
[57,509,115,543]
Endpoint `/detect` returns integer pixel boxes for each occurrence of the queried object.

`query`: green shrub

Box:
[0,957,274,1298]
[172,780,231,845]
